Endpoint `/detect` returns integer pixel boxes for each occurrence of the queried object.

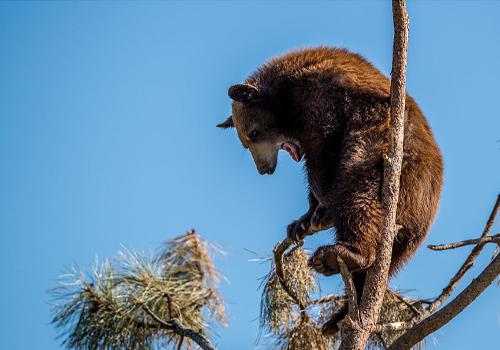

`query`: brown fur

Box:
[218,47,443,335]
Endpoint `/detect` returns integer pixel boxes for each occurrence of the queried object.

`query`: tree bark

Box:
[339,1,409,349]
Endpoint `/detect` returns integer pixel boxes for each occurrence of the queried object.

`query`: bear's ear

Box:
[216,115,234,128]
[228,84,261,103]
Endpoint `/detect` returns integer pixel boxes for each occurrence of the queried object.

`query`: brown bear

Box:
[217,47,443,335]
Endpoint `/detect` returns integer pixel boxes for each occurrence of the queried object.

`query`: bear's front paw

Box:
[308,245,340,276]
[309,204,335,230]
[286,214,312,241]
[287,220,306,241]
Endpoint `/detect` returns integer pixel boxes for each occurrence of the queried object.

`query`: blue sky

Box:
[1,1,499,349]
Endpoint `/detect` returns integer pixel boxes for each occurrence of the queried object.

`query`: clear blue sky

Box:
[1,1,499,349]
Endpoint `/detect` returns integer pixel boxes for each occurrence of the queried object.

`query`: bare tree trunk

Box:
[339,1,409,349]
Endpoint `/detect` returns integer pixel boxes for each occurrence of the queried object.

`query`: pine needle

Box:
[50,230,226,350]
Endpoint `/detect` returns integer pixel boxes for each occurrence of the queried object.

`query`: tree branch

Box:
[388,253,500,350]
[273,238,309,317]
[426,194,500,314]
[142,305,217,350]
[309,294,346,306]
[374,321,414,333]
[378,195,500,348]
[390,291,424,317]
[428,233,499,251]
[339,1,409,349]
[338,257,360,322]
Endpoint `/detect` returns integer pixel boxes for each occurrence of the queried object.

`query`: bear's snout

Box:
[257,164,275,175]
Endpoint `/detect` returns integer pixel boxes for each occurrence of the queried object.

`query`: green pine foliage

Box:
[50,230,226,350]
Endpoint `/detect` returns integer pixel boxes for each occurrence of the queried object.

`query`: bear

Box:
[217,47,443,335]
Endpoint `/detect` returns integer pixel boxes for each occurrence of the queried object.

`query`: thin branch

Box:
[390,291,423,317]
[339,1,409,349]
[428,233,499,251]
[142,305,217,350]
[272,220,332,313]
[308,294,346,306]
[388,253,500,350]
[273,238,308,317]
[177,336,184,350]
[338,257,360,322]
[374,321,414,333]
[380,196,500,347]
[426,194,500,314]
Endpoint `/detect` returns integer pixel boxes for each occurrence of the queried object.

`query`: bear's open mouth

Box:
[280,142,302,162]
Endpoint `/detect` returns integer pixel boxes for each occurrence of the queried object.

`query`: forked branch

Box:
[426,194,499,314]
[384,195,500,349]
[388,253,500,350]
[143,305,218,350]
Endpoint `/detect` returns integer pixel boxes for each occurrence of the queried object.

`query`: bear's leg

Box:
[322,271,366,336]
[287,190,319,241]
[309,172,383,275]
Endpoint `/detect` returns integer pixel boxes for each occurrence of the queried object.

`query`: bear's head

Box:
[217,83,302,175]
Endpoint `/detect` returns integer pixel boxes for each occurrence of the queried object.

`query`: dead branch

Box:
[309,294,346,306]
[338,257,360,323]
[374,321,414,333]
[273,237,308,317]
[388,253,500,350]
[428,233,499,251]
[426,194,500,314]
[377,195,500,348]
[338,1,409,349]
[142,305,218,350]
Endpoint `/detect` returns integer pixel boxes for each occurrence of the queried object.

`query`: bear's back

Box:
[247,47,391,97]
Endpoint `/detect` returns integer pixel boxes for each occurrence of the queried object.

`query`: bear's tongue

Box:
[281,142,300,162]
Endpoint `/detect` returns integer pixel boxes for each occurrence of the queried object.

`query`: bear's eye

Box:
[248,130,260,140]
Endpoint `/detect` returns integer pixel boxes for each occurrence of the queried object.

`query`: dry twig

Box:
[428,233,499,251]
[338,257,360,323]
[273,238,309,316]
[388,253,500,350]
[426,195,500,314]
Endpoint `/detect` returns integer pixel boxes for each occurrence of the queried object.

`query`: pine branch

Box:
[50,230,225,350]
[309,294,346,306]
[142,305,218,350]
[273,238,308,316]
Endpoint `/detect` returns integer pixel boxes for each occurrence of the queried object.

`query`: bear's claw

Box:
[287,213,313,241]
